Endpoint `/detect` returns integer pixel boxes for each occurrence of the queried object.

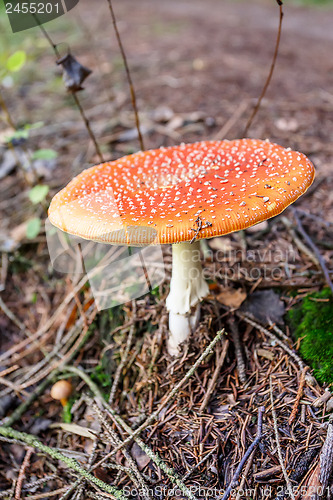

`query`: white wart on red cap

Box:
[48,139,315,246]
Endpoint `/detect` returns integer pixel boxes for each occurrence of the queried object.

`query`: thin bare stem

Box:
[34,20,104,162]
[0,89,16,129]
[199,338,229,412]
[72,93,104,163]
[293,208,333,295]
[106,0,144,150]
[243,0,284,136]
[32,13,60,57]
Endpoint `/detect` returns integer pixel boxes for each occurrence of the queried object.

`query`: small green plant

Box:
[26,183,51,239]
[26,217,41,239]
[31,149,58,161]
[62,400,73,423]
[288,288,333,385]
[4,121,44,144]
[6,50,26,72]
[28,184,50,204]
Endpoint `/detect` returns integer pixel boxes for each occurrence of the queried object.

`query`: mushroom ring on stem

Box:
[48,139,314,355]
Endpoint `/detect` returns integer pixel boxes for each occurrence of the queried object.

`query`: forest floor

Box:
[0,0,333,498]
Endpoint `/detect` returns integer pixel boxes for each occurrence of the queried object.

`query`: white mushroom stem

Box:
[166,241,209,355]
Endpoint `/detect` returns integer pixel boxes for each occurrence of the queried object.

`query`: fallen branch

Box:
[59,366,199,500]
[15,447,33,500]
[319,417,333,496]
[0,426,126,499]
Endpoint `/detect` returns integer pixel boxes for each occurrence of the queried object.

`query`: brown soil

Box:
[0,1,333,499]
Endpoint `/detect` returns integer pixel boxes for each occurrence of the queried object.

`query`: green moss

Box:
[91,362,112,393]
[287,288,333,385]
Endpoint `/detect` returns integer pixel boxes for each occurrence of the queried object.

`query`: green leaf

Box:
[28,185,49,204]
[32,149,58,161]
[5,129,29,143]
[26,218,41,239]
[24,121,44,130]
[4,122,45,144]
[6,51,26,72]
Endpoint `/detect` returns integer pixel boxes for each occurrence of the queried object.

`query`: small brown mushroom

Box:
[50,380,72,407]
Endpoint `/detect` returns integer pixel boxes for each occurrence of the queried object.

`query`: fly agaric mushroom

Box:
[48,139,314,355]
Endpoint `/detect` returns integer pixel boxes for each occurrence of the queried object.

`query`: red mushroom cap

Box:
[48,139,314,245]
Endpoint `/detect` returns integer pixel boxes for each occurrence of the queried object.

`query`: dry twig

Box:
[293,208,333,295]
[106,0,144,150]
[109,300,137,406]
[288,366,309,426]
[237,311,305,370]
[0,426,126,499]
[319,417,333,496]
[199,338,229,412]
[219,406,265,500]
[228,316,246,384]
[14,447,33,500]
[270,377,296,500]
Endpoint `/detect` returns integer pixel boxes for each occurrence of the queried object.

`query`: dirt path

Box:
[75,0,333,166]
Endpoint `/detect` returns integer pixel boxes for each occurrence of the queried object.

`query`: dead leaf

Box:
[50,423,97,440]
[208,237,233,252]
[57,53,92,92]
[131,442,151,471]
[240,290,285,325]
[94,467,110,483]
[216,287,246,309]
[256,348,274,361]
